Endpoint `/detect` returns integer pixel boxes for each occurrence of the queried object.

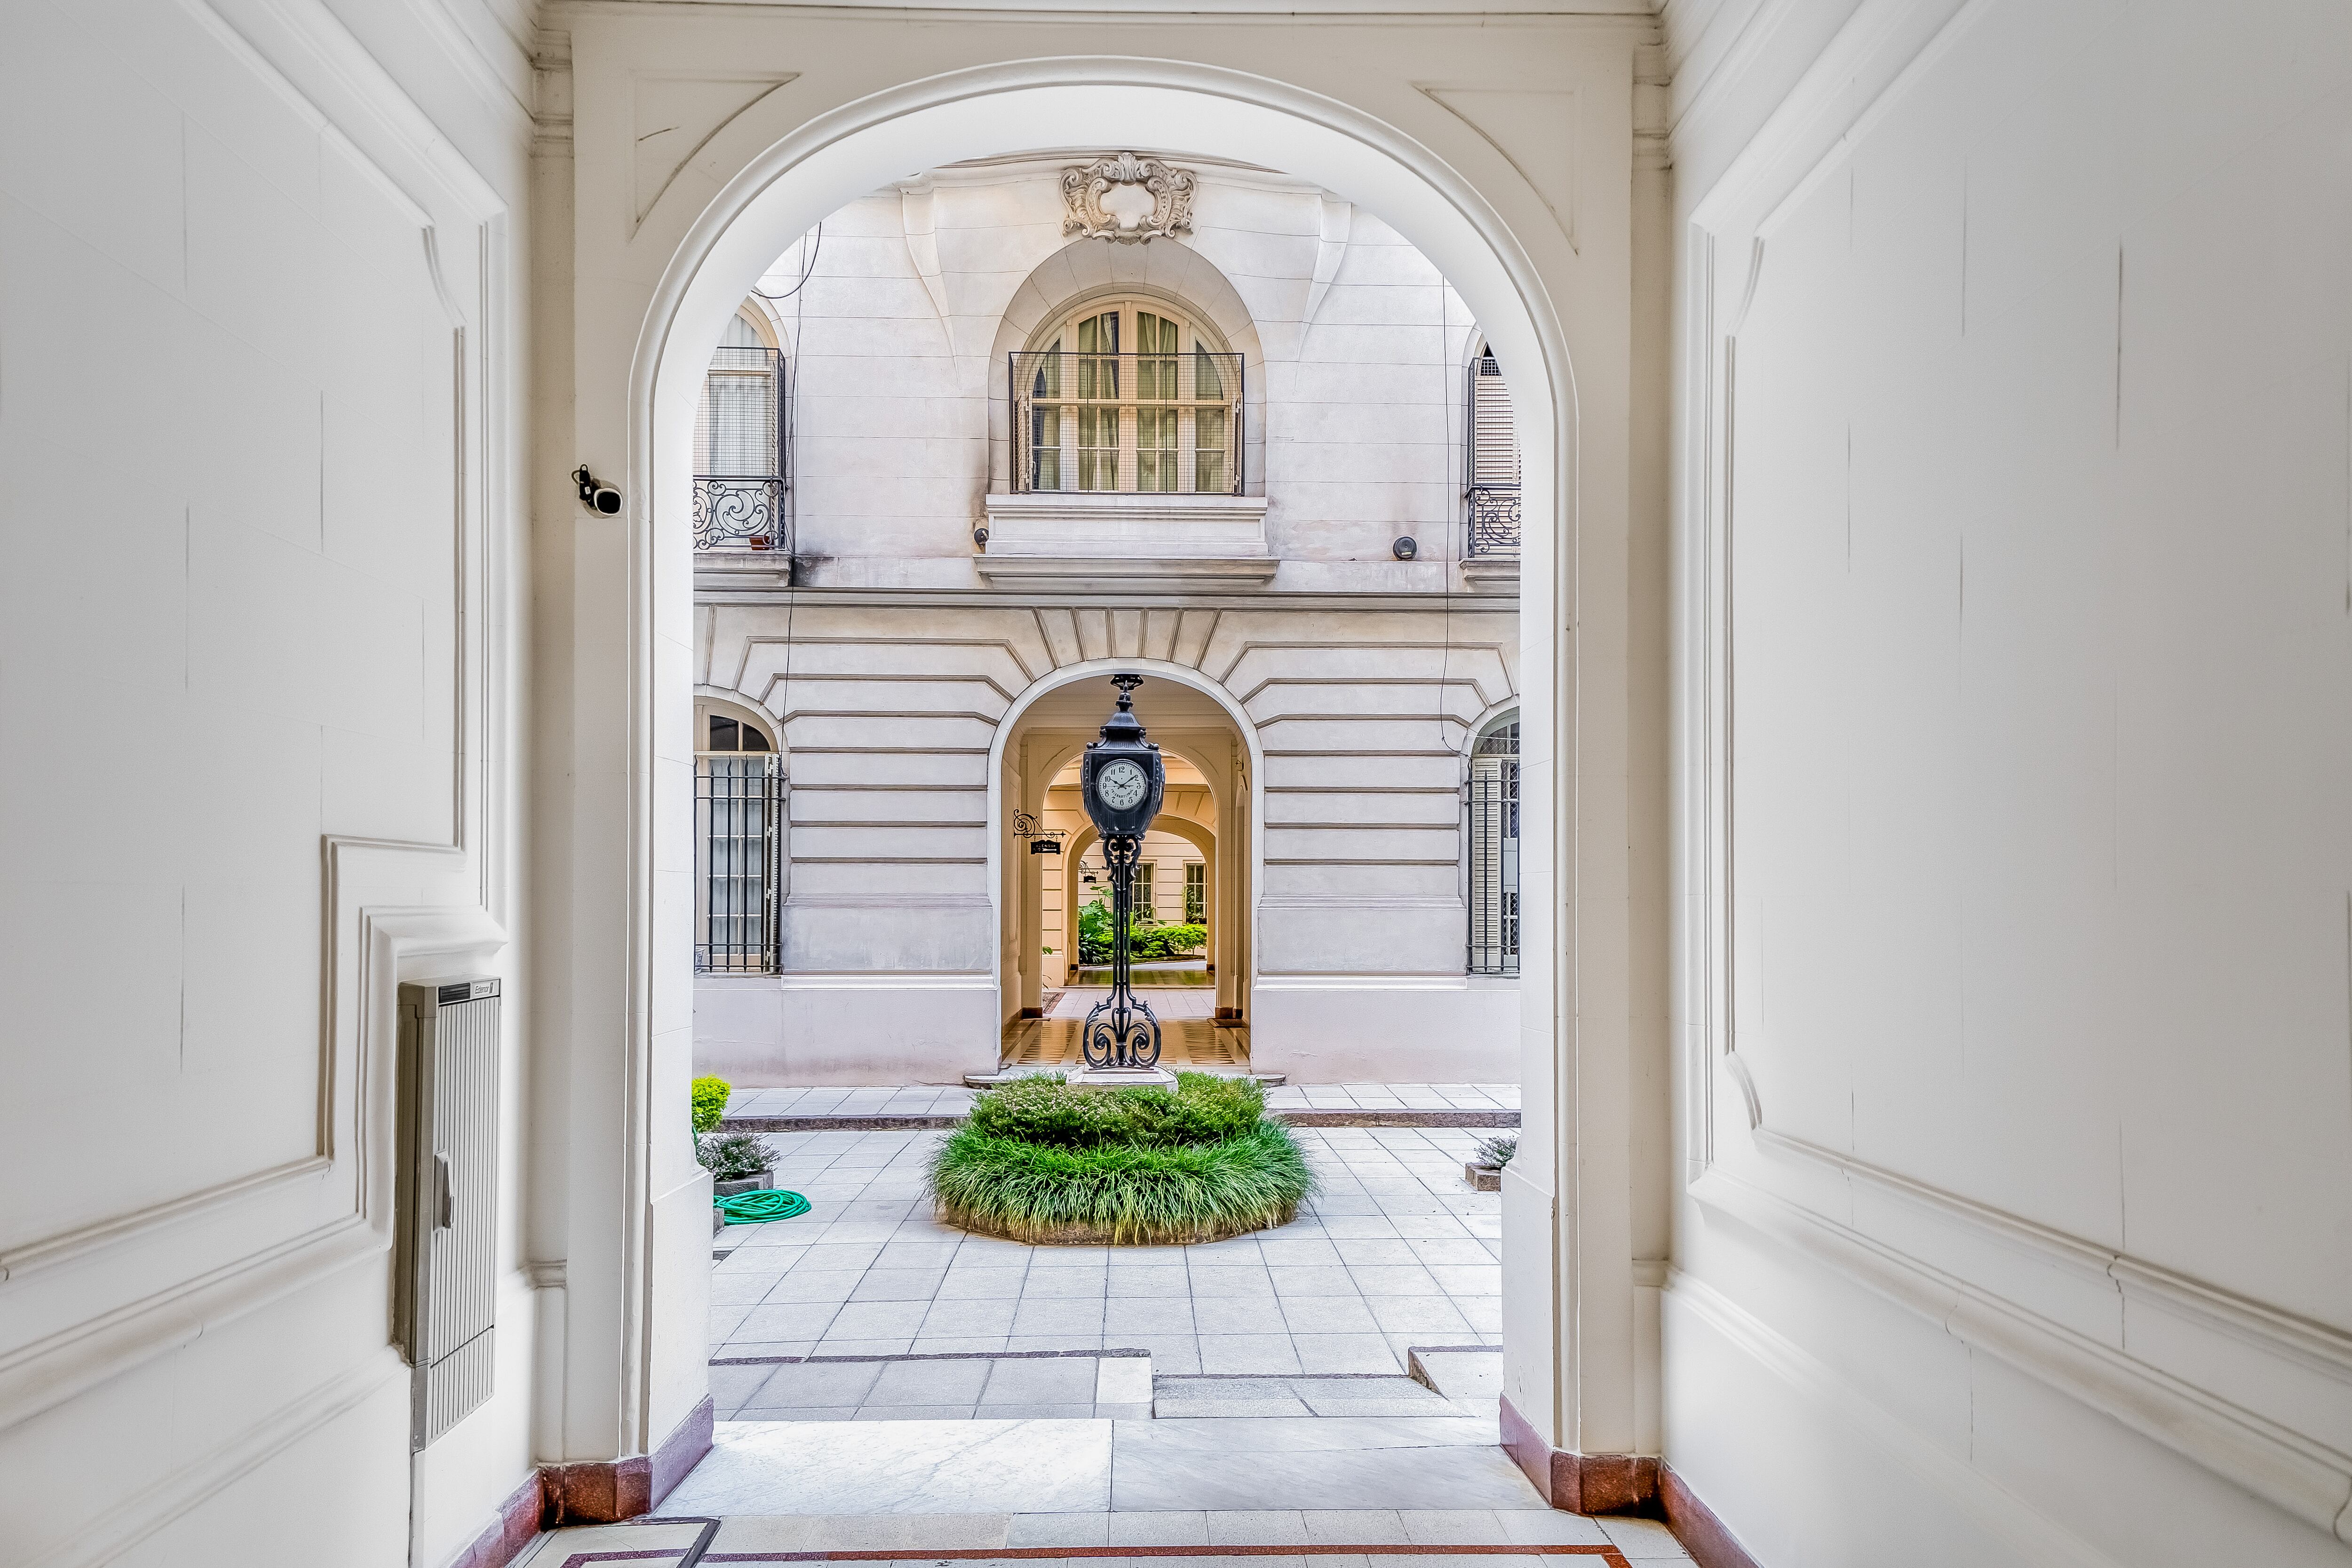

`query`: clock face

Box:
[1097,759,1149,812]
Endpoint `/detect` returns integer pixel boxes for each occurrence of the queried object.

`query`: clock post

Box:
[1075,673,1169,1081]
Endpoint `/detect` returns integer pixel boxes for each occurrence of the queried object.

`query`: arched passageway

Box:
[582,43,1631,1524]
[993,667,1255,1067]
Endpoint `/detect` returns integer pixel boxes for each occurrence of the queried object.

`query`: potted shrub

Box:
[692,1074,731,1135]
[699,1132,776,1196]
[1465,1133,1515,1192]
[691,1074,770,1196]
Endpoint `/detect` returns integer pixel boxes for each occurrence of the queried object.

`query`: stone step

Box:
[1151,1371,1492,1419]
[710,1348,1155,1423]
[532,1513,1665,1562]
[1409,1342,1507,1402]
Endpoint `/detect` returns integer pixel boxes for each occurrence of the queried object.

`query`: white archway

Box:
[598,52,1589,1500]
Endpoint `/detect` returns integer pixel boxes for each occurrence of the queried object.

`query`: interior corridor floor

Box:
[519,1505,1692,1566]
[999,988,1251,1070]
[554,1125,1697,1567]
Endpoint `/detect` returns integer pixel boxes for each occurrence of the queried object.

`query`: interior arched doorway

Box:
[992,665,1255,1067]
[596,51,1605,1511]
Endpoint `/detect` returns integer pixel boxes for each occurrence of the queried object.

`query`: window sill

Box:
[978,492,1273,588]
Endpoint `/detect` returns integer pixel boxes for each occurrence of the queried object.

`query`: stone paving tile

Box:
[711,1126,1505,1376]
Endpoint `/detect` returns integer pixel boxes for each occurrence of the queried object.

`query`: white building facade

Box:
[689,155,1526,1085]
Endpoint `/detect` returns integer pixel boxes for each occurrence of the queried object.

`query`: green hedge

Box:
[930,1072,1314,1245]
[967,1070,1263,1148]
[1074,898,1208,964]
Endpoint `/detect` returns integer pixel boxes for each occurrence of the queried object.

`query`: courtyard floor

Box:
[708,1125,1504,1397]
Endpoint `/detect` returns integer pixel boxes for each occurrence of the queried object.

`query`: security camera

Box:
[1392,535,1419,561]
[573,466,622,515]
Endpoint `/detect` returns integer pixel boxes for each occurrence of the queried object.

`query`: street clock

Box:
[1075,673,1168,1073]
[1079,674,1165,838]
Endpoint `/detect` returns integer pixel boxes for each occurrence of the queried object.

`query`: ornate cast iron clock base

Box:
[1081,831,1163,1071]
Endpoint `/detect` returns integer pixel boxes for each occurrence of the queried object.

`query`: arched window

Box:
[1467,711,1520,976]
[1465,340,1522,558]
[1014,298,1241,496]
[695,701,781,973]
[693,309,787,552]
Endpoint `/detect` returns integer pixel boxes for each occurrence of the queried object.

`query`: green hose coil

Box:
[716,1189,811,1224]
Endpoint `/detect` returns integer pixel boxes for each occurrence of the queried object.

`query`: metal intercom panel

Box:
[396,977,501,1451]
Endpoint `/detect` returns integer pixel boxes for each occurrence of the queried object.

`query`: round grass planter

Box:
[929,1073,1316,1246]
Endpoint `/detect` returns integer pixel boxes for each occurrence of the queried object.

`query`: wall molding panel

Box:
[1665,1270,2130,1568]
[0,0,524,1563]
[1670,0,2352,1556]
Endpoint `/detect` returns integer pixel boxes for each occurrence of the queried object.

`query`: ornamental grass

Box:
[930,1072,1315,1245]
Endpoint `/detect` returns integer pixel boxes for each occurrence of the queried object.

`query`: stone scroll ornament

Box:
[1061,152,1199,244]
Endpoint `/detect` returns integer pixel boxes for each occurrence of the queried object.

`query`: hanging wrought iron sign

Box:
[1077,673,1167,1070]
[1011,809,1065,855]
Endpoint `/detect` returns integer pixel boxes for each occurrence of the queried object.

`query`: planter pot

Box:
[713,1171,772,1198]
[941,1202,1298,1248]
[1464,1162,1502,1192]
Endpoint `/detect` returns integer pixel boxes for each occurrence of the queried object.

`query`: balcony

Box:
[1462,483,1521,592]
[1466,484,1521,558]
[694,475,788,554]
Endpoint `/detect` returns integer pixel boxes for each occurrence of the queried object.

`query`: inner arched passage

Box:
[994,671,1253,1069]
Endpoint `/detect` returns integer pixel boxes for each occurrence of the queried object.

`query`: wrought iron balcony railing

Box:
[1466,484,1522,559]
[694,476,788,553]
[1009,350,1245,496]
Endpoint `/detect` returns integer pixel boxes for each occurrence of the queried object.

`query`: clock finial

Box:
[1110,672,1143,711]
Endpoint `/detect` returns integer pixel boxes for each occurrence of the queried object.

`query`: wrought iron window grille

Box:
[695,752,782,974]
[1009,350,1246,496]
[1467,719,1521,976]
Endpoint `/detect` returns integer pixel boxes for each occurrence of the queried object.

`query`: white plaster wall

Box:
[1252,978,1521,1083]
[1667,0,2352,1561]
[754,163,1489,586]
[0,1,534,1565]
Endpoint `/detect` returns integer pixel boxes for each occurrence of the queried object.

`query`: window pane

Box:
[1137,312,1178,401]
[1137,407,1178,493]
[1193,407,1226,494]
[1078,407,1117,490]
[1031,402,1062,490]
[708,715,739,752]
[1193,346,1224,400]
[740,726,770,752]
[700,373,773,475]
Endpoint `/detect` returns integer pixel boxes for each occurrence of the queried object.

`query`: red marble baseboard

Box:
[1497,1393,1658,1514]
[1659,1465,1764,1568]
[540,1395,716,1529]
[446,1470,544,1568]
[1495,1395,1763,1568]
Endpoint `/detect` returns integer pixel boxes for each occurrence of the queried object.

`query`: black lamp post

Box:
[1077,673,1167,1072]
